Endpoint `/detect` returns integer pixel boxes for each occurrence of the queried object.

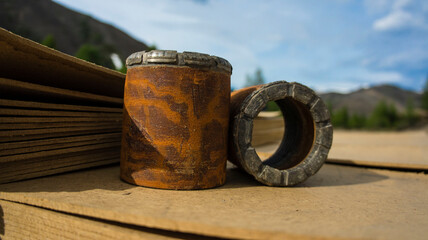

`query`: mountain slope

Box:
[0,0,147,63]
[320,85,422,116]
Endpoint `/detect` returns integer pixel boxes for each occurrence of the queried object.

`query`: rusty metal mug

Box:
[120,50,232,190]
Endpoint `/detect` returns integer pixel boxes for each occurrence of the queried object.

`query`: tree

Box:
[75,44,114,69]
[367,100,399,130]
[348,113,366,129]
[404,97,417,127]
[326,101,333,115]
[245,68,265,87]
[265,101,280,111]
[325,101,335,123]
[422,75,428,111]
[41,34,56,49]
[332,107,349,128]
[387,102,398,126]
[118,65,127,74]
[147,44,157,51]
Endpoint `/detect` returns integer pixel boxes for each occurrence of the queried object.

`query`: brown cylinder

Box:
[120,50,232,190]
[229,81,333,186]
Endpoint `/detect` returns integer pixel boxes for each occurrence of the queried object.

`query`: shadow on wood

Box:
[223,163,389,189]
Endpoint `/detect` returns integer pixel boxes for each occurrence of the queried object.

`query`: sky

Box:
[54,0,428,93]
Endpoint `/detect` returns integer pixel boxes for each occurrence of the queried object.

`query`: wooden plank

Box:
[0,116,122,123]
[0,28,125,98]
[252,121,428,171]
[253,116,284,131]
[0,200,189,240]
[0,121,121,130]
[0,164,427,239]
[1,146,119,169]
[0,129,121,143]
[327,158,428,171]
[0,158,119,184]
[252,116,284,146]
[1,132,121,150]
[0,108,122,117]
[0,77,123,105]
[327,130,428,170]
[0,137,120,156]
[0,125,121,138]
[252,127,283,146]
[0,142,120,163]
[0,99,122,113]
[0,149,120,177]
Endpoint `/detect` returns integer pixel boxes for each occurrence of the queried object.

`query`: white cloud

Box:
[372,0,427,31]
[52,0,426,93]
[373,9,424,31]
[314,82,368,94]
[378,50,428,68]
[306,70,406,94]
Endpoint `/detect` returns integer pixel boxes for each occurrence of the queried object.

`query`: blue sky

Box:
[54,0,428,93]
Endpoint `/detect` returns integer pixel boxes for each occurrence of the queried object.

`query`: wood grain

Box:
[0,116,122,123]
[0,129,121,143]
[0,28,125,98]
[0,200,218,240]
[0,121,120,130]
[0,78,123,105]
[1,132,121,150]
[0,138,119,156]
[0,142,120,163]
[0,99,122,113]
[1,164,427,239]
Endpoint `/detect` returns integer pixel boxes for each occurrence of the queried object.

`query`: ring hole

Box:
[255,98,315,170]
[252,101,284,161]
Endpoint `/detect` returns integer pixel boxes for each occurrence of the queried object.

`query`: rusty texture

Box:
[121,51,231,190]
[228,81,333,186]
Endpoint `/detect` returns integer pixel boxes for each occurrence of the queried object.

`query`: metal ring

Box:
[126,50,232,74]
[230,81,333,186]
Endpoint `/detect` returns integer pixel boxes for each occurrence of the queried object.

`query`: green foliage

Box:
[75,44,100,64]
[147,44,157,51]
[76,17,119,70]
[75,44,114,69]
[366,100,399,130]
[331,107,349,128]
[265,101,280,112]
[348,114,366,129]
[422,76,428,111]
[118,65,127,74]
[41,34,56,49]
[401,97,418,128]
[326,101,333,115]
[245,68,265,87]
[330,97,422,130]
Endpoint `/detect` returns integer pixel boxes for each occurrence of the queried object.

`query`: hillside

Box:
[0,0,148,64]
[320,84,422,116]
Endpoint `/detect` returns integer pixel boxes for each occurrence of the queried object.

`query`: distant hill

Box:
[320,84,422,116]
[0,0,148,64]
